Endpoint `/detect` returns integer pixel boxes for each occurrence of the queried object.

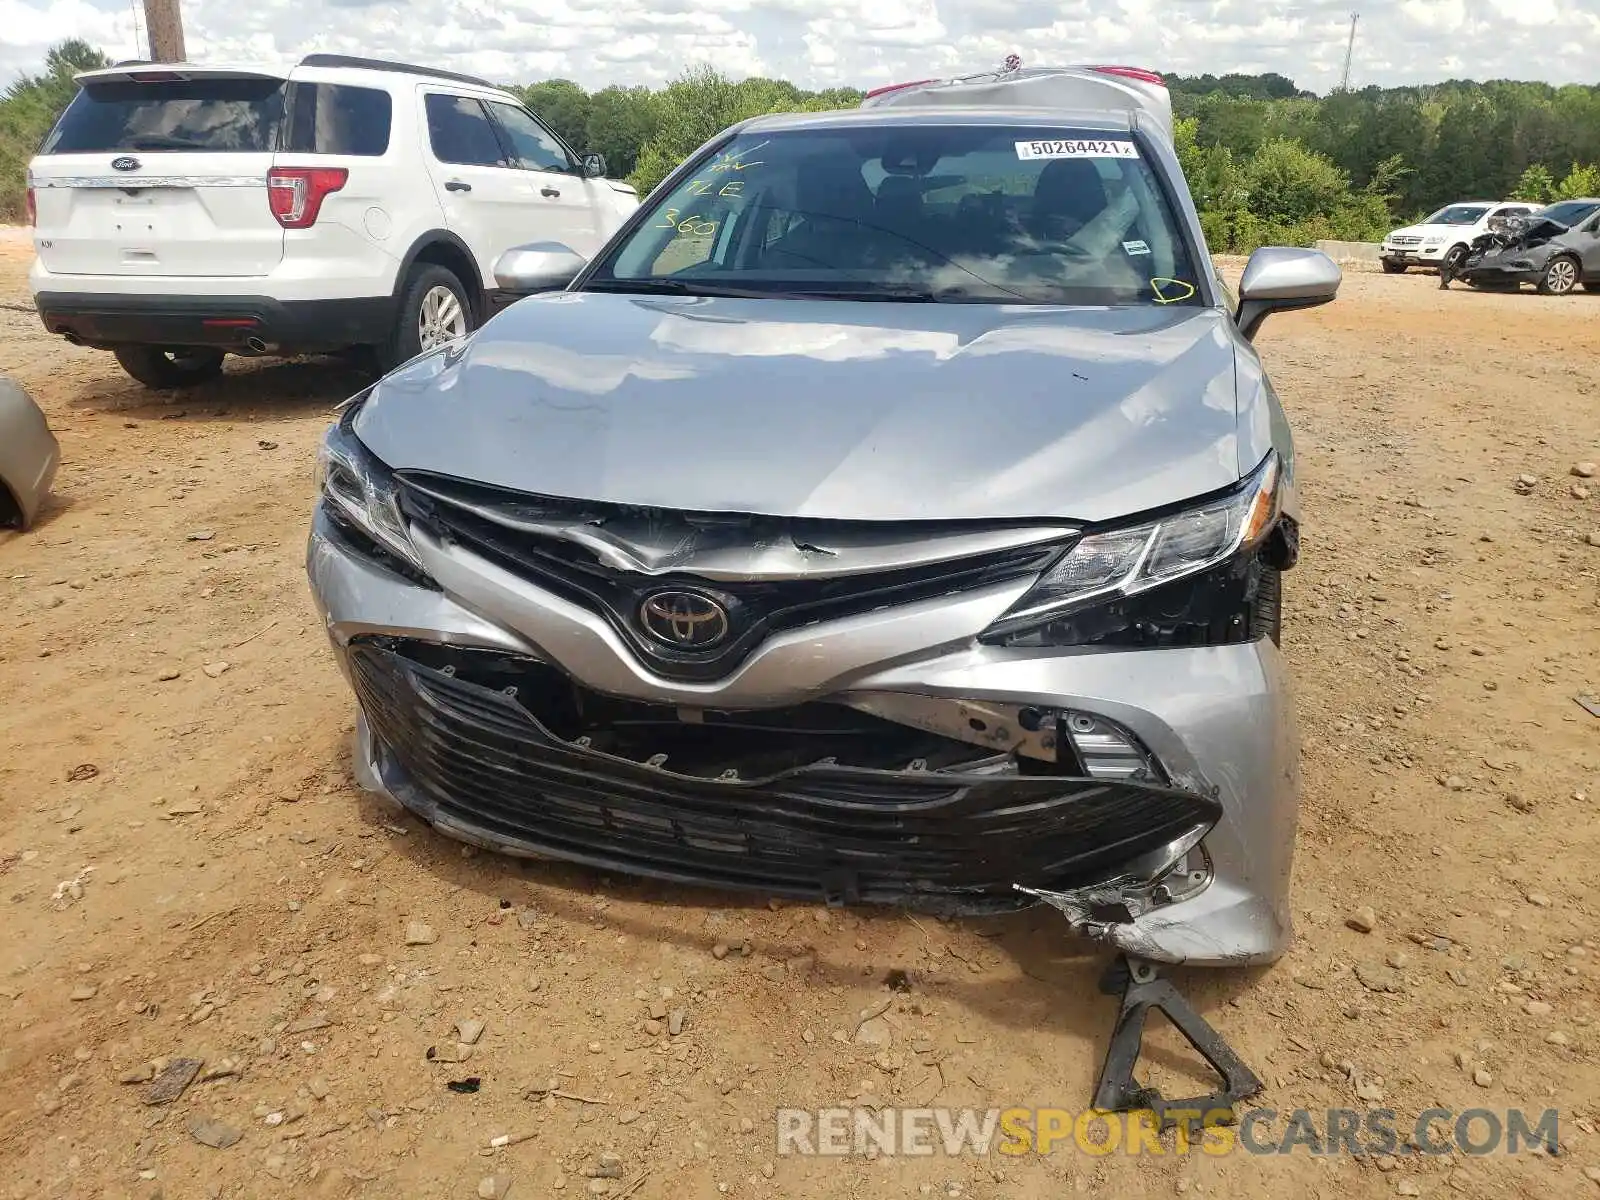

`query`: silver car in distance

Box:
[306,98,1339,968]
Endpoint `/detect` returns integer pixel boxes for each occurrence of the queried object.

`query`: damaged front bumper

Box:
[308,507,1300,967]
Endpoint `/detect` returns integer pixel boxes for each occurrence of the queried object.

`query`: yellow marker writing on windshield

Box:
[1151,278,1197,305]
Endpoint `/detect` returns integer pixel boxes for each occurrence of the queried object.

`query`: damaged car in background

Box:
[1457,197,1600,295]
[307,61,1340,1122]
[0,375,60,532]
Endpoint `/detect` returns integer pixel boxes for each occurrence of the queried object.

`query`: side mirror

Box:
[582,152,608,179]
[492,242,588,294]
[1234,247,1341,342]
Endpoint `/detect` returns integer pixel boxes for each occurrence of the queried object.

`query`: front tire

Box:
[384,265,474,370]
[1538,255,1579,296]
[1442,244,1468,274]
[113,346,226,389]
[1381,260,1407,274]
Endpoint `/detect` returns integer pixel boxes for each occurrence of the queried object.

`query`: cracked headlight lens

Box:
[315,401,425,575]
[983,452,1282,640]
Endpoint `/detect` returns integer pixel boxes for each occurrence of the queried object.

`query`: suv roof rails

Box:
[296,53,496,90]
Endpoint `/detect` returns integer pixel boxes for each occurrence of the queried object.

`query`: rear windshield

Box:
[588,124,1202,306]
[42,78,287,154]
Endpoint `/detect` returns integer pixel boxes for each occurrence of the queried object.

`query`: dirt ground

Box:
[1,231,1597,1200]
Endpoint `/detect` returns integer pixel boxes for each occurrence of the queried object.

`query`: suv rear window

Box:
[285,83,392,156]
[41,78,286,154]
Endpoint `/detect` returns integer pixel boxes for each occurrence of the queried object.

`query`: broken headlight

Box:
[981,452,1288,648]
[315,403,426,576]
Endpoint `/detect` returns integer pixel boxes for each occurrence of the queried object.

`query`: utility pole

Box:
[1339,12,1359,92]
[143,0,186,62]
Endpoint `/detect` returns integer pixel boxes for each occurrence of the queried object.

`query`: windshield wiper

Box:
[124,135,211,150]
[581,278,795,300]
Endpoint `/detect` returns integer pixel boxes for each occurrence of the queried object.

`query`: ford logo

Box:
[110,156,141,172]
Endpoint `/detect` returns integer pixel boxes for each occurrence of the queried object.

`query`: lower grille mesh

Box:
[350,643,1221,913]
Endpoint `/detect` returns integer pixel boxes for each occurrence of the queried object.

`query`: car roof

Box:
[733,107,1135,135]
[76,55,509,95]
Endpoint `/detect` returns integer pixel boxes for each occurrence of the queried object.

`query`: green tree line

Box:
[7,43,1600,252]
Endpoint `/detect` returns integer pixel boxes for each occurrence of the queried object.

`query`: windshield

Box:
[42,79,286,154]
[1422,205,1489,225]
[1537,200,1600,228]
[587,124,1203,306]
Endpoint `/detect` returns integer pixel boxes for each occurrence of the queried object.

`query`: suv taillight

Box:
[268,167,348,229]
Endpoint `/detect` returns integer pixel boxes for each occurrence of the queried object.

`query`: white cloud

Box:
[8,0,1600,93]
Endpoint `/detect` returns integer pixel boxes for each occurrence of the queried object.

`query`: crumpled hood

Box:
[353,291,1248,525]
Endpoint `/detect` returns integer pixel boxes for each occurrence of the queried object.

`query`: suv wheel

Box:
[387,265,474,368]
[1538,255,1579,296]
[1380,260,1407,274]
[1442,244,1468,274]
[113,347,226,389]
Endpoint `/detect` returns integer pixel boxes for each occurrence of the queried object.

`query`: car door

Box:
[418,90,541,290]
[1569,211,1600,279]
[481,100,608,258]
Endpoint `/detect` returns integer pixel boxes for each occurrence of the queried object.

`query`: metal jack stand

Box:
[1091,954,1263,1133]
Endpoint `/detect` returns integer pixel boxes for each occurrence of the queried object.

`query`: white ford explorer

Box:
[26,54,639,388]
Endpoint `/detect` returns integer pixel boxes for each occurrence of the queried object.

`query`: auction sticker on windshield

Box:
[1016,139,1139,160]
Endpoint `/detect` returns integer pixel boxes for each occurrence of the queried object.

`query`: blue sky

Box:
[6,0,1600,92]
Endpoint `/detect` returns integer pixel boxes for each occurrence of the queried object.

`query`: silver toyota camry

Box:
[306,68,1339,969]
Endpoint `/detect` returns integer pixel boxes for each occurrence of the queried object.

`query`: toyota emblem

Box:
[111,156,142,172]
[638,591,730,649]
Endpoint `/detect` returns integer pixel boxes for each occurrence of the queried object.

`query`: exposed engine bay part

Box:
[844,692,1168,781]
[399,473,1078,581]
[1091,955,1264,1130]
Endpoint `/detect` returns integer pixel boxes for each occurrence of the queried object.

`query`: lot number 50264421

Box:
[1015,139,1139,160]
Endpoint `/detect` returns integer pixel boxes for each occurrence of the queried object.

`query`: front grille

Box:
[396,476,1062,683]
[1390,235,1423,246]
[349,642,1221,914]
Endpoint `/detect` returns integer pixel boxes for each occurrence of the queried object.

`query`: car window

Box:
[424,94,506,168]
[591,124,1202,307]
[1539,200,1600,228]
[42,77,286,154]
[1423,205,1490,225]
[286,83,392,156]
[487,102,574,173]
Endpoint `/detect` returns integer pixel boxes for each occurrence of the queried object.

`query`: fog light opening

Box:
[1059,710,1166,783]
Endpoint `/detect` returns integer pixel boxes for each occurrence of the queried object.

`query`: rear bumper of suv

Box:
[34,291,397,353]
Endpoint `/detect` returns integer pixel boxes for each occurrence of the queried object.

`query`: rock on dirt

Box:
[405,922,438,945]
[1355,963,1403,993]
[1346,906,1378,933]
[187,1116,242,1149]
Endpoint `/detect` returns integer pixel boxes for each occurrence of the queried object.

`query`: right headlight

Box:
[315,400,427,577]
[981,452,1289,648]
